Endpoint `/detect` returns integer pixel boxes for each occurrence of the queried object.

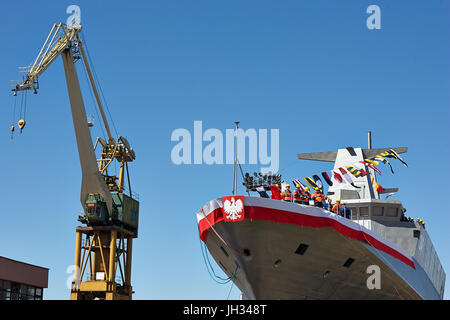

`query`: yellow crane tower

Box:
[11,23,139,300]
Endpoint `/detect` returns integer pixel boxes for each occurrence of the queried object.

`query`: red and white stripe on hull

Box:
[197,196,415,270]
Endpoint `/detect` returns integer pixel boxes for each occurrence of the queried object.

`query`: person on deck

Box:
[293,185,304,204]
[281,184,293,202]
[332,199,341,215]
[302,187,311,205]
[311,189,326,208]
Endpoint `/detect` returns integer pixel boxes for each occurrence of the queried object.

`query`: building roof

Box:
[0,256,49,288]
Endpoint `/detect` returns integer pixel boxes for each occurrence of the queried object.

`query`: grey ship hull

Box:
[198,197,445,300]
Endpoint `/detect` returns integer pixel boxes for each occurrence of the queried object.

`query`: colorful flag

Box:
[332,170,343,183]
[353,163,368,177]
[359,168,368,177]
[339,167,359,188]
[338,167,353,183]
[385,192,395,199]
[379,151,392,158]
[321,172,333,186]
[388,149,408,168]
[312,175,324,193]
[293,179,308,192]
[374,155,386,163]
[346,166,362,178]
[256,186,269,198]
[364,158,379,166]
[371,176,383,193]
[361,161,381,175]
[375,181,383,193]
[380,151,403,163]
[370,164,381,175]
[374,155,394,174]
[304,177,319,191]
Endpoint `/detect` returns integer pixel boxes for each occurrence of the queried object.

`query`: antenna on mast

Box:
[233,121,240,196]
[367,130,376,199]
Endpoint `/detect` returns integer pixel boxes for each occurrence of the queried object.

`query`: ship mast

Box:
[366,130,376,199]
[232,121,240,196]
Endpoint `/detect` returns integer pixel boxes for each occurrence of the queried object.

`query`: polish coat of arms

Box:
[222,196,245,222]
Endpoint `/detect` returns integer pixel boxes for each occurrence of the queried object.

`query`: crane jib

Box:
[11,22,140,300]
[11,22,139,237]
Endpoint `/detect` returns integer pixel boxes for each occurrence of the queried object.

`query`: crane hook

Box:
[18,119,26,133]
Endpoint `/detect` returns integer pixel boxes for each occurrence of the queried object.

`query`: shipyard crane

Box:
[11,23,139,300]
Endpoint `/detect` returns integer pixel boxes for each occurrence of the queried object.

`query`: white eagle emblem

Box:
[223,197,244,221]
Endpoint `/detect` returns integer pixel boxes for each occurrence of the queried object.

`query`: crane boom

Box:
[14,23,115,143]
[12,22,140,300]
[12,22,138,232]
[60,44,113,214]
[13,23,113,215]
[14,23,80,93]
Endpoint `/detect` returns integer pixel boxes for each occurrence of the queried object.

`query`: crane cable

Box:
[23,89,28,121]
[80,30,118,138]
[79,50,107,139]
[19,90,24,119]
[18,90,28,122]
[12,90,28,135]
[10,95,17,139]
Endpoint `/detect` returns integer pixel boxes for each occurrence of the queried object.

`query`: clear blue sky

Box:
[1,0,449,300]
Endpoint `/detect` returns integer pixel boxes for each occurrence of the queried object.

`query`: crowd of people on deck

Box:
[266,184,426,226]
[270,183,350,218]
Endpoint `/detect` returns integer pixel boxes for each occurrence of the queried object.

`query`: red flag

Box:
[292,179,305,192]
[370,164,381,175]
[361,161,381,175]
[376,182,383,193]
[270,185,282,200]
[332,170,343,183]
